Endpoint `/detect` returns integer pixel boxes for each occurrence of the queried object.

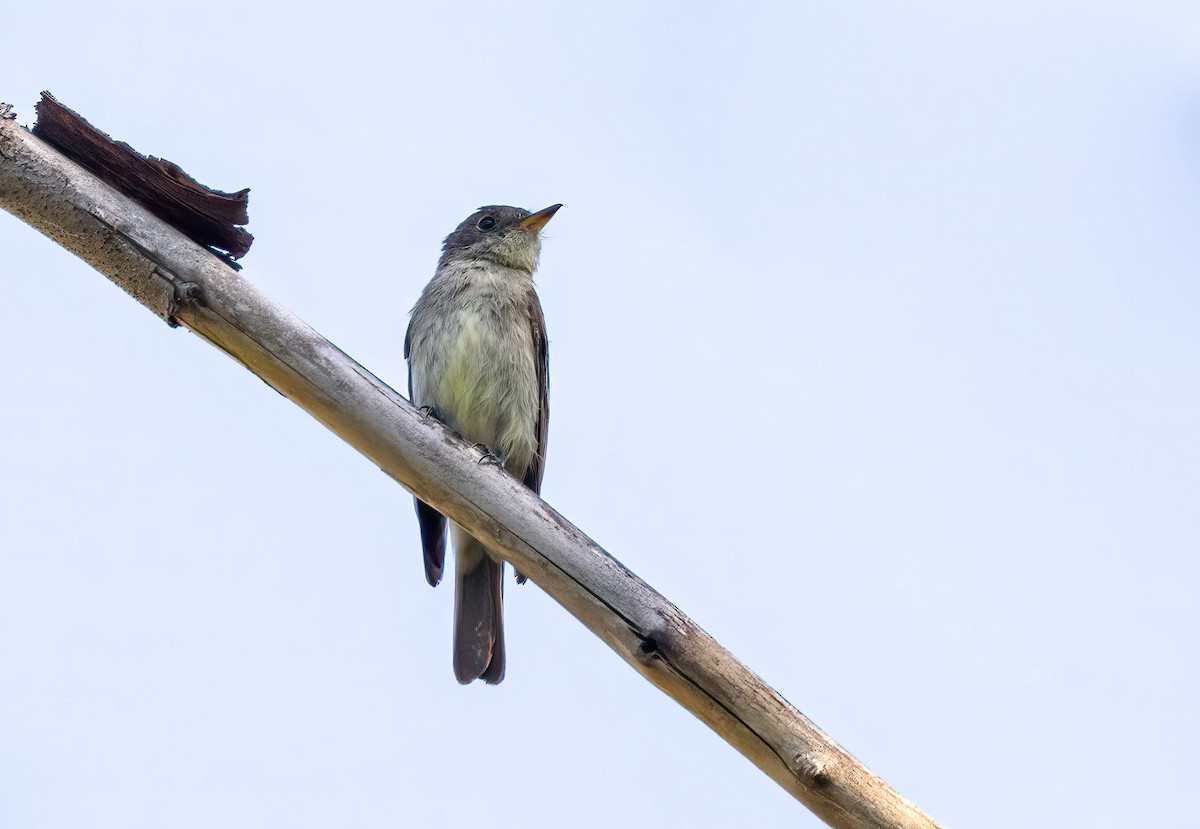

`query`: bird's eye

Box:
[478,216,496,231]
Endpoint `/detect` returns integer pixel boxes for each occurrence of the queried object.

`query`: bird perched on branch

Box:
[405,203,559,684]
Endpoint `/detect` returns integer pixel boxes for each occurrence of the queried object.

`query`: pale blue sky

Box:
[2,3,1198,827]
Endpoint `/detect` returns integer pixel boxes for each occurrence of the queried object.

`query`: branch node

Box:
[167,280,205,327]
[633,629,659,656]
[791,751,833,788]
[635,617,686,661]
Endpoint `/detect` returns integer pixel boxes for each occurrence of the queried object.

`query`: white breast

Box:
[409,264,539,475]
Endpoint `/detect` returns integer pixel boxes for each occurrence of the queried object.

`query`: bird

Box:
[404,203,558,684]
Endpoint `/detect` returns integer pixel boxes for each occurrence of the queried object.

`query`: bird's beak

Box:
[519,204,562,231]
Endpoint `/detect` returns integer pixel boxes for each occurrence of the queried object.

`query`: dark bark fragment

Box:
[32,92,252,260]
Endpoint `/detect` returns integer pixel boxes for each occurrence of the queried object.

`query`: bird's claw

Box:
[474,444,504,467]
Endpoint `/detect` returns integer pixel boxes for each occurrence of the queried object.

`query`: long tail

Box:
[452,526,505,685]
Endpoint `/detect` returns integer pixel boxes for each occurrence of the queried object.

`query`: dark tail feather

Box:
[452,529,505,685]
[415,498,447,587]
[481,616,505,685]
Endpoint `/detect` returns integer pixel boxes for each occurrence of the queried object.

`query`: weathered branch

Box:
[0,105,941,829]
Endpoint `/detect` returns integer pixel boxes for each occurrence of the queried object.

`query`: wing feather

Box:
[523,289,549,495]
[406,315,448,586]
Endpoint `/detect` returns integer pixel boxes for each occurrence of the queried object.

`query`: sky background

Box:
[2,3,1198,827]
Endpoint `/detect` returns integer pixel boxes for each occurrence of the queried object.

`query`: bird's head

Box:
[440,204,561,272]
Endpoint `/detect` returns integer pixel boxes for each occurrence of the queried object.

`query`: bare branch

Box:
[0,106,941,829]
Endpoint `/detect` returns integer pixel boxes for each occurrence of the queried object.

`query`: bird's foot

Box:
[474,444,505,467]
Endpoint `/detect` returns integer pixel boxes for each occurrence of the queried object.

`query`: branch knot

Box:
[166,280,205,327]
[791,751,832,788]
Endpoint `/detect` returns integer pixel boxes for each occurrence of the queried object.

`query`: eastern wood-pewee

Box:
[405,203,559,684]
